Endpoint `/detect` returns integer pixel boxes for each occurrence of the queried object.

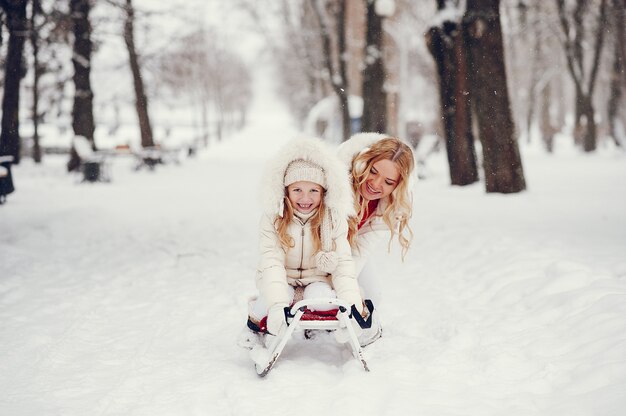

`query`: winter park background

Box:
[1,1,626,415]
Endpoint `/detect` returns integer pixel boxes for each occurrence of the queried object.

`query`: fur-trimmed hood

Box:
[260,137,355,219]
[336,132,388,168]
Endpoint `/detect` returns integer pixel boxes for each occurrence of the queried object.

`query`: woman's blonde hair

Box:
[347,137,414,258]
[274,191,325,252]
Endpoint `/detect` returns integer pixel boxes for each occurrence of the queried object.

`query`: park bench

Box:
[132,145,182,171]
[0,155,15,204]
[72,135,111,182]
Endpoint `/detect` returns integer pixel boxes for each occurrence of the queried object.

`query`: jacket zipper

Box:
[298,225,304,279]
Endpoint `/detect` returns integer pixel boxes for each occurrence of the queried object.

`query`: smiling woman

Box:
[339,133,415,263]
[337,132,416,345]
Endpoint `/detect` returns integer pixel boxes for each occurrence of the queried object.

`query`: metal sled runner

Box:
[252,298,375,377]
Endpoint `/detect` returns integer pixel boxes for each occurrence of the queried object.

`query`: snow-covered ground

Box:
[1,107,626,415]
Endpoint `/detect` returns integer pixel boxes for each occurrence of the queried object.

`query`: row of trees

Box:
[1,1,623,194]
[240,0,625,193]
[0,0,135,167]
[241,0,526,192]
[0,0,252,168]
[156,29,252,147]
[506,0,624,153]
[239,0,392,141]
[429,0,624,159]
[427,0,525,192]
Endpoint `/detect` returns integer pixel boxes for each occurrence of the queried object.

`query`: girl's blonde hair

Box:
[274,191,325,252]
[347,137,414,258]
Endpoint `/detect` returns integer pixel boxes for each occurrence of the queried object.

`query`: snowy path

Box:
[1,122,625,415]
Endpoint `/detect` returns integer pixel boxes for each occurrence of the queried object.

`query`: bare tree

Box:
[155,27,252,145]
[103,0,155,148]
[67,0,96,172]
[156,30,209,145]
[523,2,561,152]
[539,80,556,152]
[122,0,154,148]
[312,0,351,141]
[514,1,539,140]
[555,0,608,152]
[32,2,76,140]
[607,0,625,146]
[212,49,252,139]
[30,0,43,163]
[237,0,327,126]
[26,0,73,161]
[361,0,387,134]
[284,1,328,124]
[426,0,478,186]
[463,0,526,193]
[0,0,28,164]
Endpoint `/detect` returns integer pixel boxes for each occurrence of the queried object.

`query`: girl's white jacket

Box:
[256,137,362,309]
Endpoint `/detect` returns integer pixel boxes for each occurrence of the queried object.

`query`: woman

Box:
[338,133,415,345]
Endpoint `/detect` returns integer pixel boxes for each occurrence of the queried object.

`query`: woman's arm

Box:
[329,216,363,309]
[352,219,389,276]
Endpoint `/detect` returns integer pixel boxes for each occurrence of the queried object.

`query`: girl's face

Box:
[287,181,323,214]
[359,159,400,201]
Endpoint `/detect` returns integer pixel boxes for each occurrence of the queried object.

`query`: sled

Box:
[251,298,375,377]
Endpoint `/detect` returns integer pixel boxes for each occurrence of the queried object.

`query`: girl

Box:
[337,133,415,344]
[246,137,363,338]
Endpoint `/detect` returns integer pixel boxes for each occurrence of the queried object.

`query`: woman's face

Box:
[287,181,323,214]
[359,159,400,201]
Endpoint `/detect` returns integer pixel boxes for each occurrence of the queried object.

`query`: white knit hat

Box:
[283,159,327,189]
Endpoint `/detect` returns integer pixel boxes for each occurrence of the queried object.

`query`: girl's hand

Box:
[266,303,289,335]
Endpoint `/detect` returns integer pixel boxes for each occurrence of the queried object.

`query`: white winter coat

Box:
[256,211,359,307]
[256,137,362,310]
[350,199,390,276]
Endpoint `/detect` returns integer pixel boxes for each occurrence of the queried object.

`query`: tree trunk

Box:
[124,0,154,148]
[312,0,351,141]
[426,8,478,186]
[361,0,387,134]
[607,0,625,146]
[540,82,556,153]
[200,97,209,146]
[464,0,526,193]
[335,0,351,141]
[0,0,28,164]
[68,0,96,172]
[556,0,608,152]
[525,33,542,142]
[30,0,42,163]
[580,94,597,152]
[216,88,224,141]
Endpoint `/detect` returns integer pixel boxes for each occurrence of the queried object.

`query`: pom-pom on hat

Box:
[283,159,326,189]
